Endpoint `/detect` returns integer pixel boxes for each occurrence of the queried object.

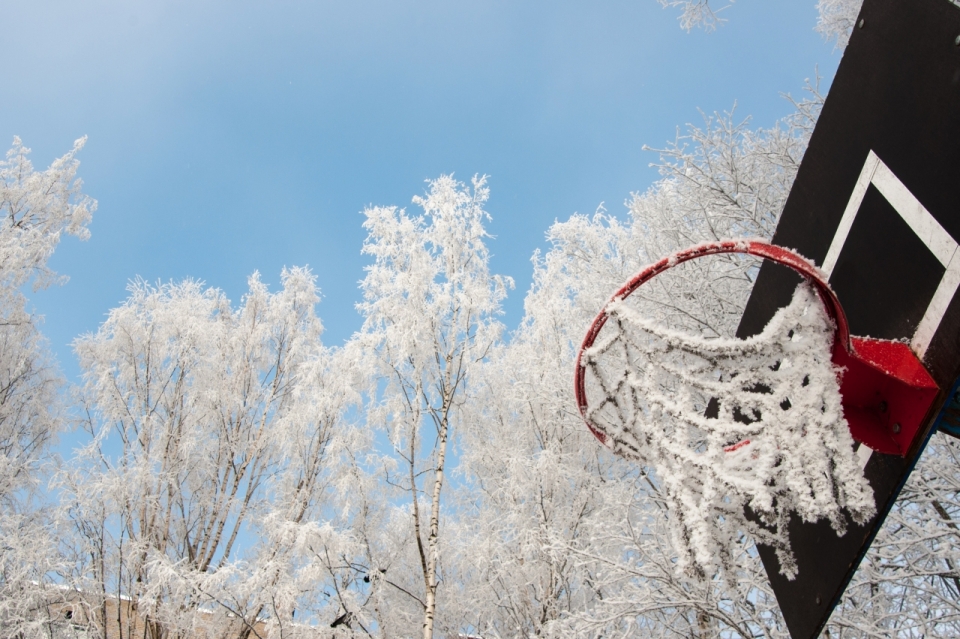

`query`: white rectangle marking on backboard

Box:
[823,150,960,468]
[871,162,956,266]
[823,150,959,358]
[915,247,960,357]
[822,152,880,277]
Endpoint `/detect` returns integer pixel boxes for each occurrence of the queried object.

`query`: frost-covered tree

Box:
[657,0,731,31]
[826,433,960,637]
[659,0,864,44]
[355,175,511,639]
[446,96,821,637]
[0,136,94,501]
[451,274,615,637]
[13,3,960,638]
[0,136,95,637]
[62,269,359,639]
[815,0,862,47]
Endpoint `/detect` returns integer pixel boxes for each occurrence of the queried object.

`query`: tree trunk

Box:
[422,408,450,639]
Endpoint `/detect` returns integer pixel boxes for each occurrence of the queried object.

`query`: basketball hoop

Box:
[574,240,938,579]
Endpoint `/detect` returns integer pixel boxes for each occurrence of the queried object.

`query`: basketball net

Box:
[579,275,876,580]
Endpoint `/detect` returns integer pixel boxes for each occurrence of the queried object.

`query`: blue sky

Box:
[3,0,841,383]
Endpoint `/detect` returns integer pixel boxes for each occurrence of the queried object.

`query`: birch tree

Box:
[62,268,358,639]
[451,264,632,637]
[657,1,730,31]
[448,86,824,637]
[356,175,511,639]
[0,136,94,637]
[0,135,94,502]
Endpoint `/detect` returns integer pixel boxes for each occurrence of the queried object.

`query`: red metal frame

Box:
[574,240,938,456]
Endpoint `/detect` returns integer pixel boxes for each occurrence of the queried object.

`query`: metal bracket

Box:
[836,337,938,455]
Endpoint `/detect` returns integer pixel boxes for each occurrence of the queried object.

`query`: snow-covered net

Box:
[581,283,876,579]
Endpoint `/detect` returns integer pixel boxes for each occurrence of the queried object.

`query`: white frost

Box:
[582,283,875,579]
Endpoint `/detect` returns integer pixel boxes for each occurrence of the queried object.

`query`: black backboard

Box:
[736,0,960,637]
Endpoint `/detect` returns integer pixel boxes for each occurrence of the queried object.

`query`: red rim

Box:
[574,240,851,446]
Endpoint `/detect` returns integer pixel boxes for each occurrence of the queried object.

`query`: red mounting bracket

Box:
[574,240,939,456]
[834,337,938,455]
